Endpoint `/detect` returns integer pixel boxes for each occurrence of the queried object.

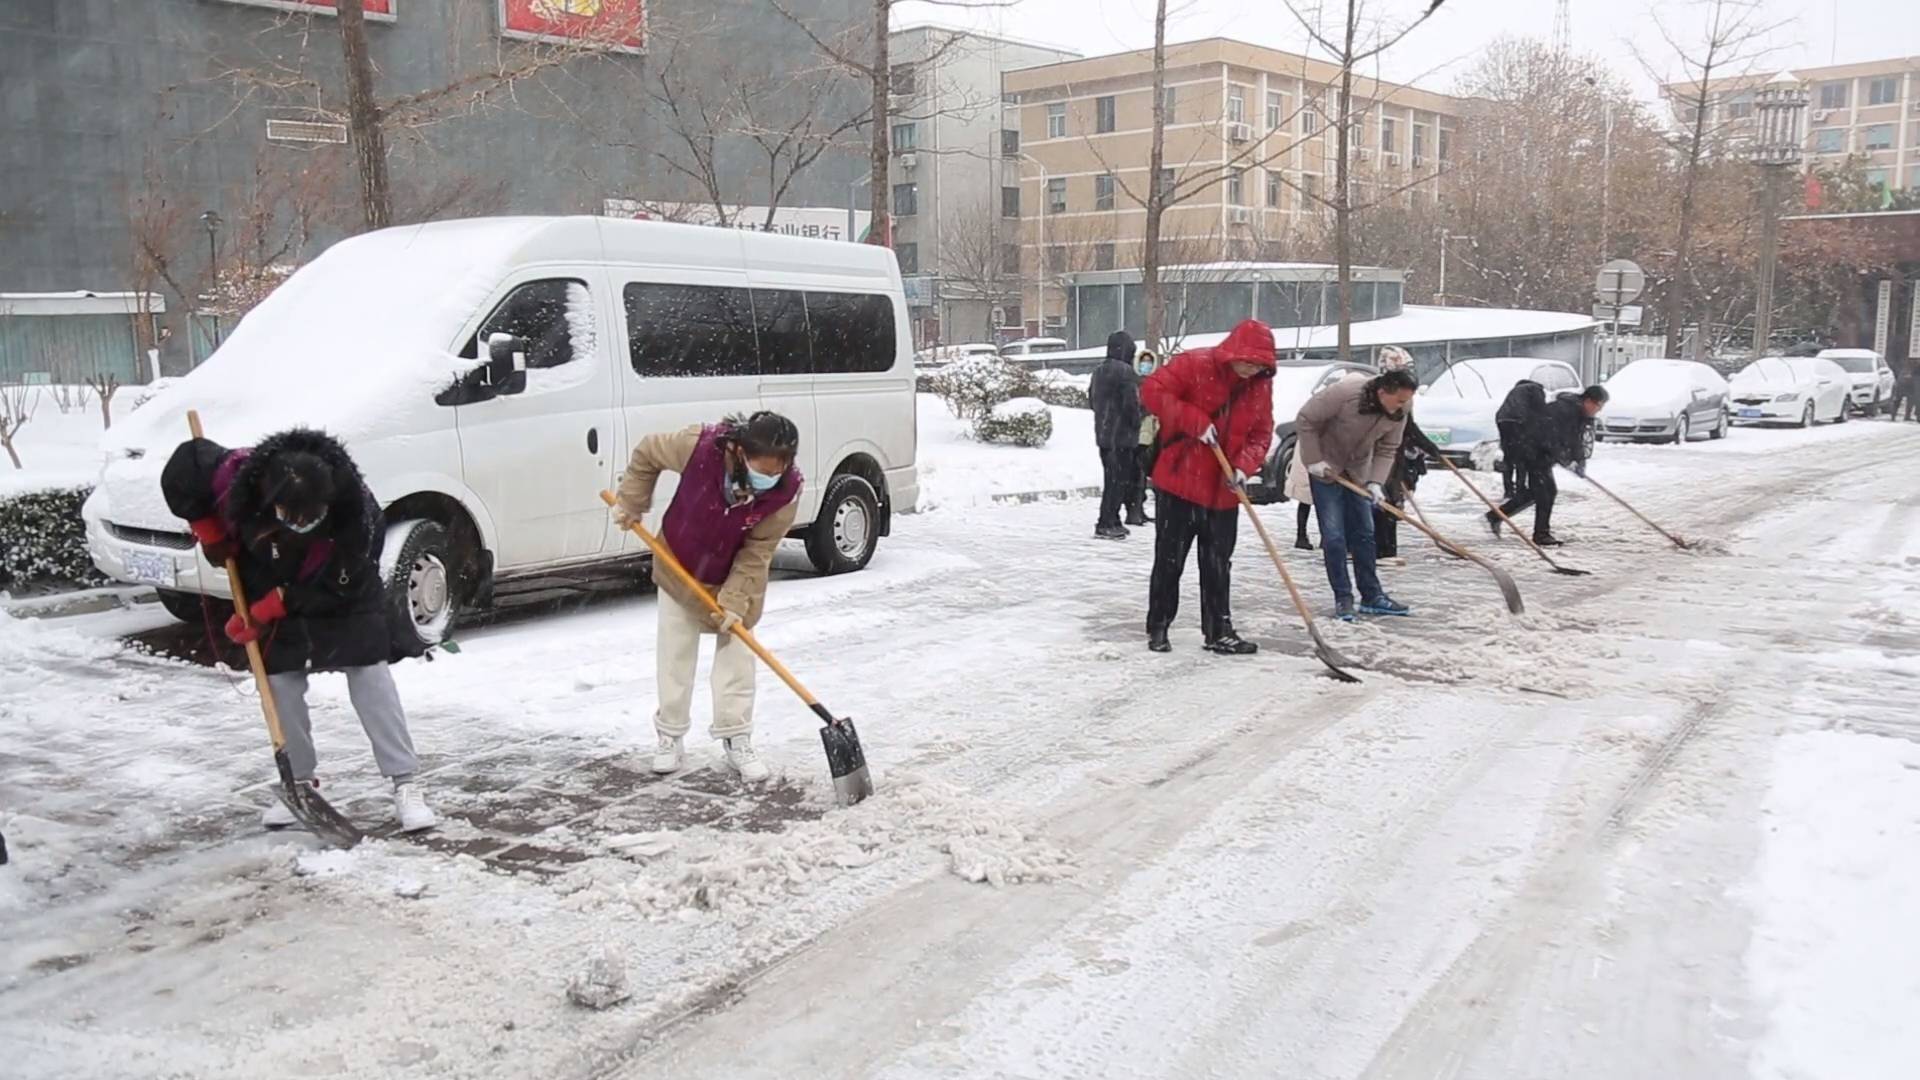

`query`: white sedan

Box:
[1596,358,1730,444]
[1816,348,1895,414]
[1728,356,1851,427]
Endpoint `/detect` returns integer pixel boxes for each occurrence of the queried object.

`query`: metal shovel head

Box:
[274,752,364,848]
[819,716,873,807]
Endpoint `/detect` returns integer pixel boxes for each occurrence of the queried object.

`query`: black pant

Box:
[1497,462,1557,539]
[1893,386,1918,421]
[1147,489,1239,640]
[1375,506,1399,557]
[1097,446,1132,528]
[1128,447,1151,518]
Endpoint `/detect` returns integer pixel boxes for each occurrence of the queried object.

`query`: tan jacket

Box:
[615,426,797,630]
[1294,376,1405,486]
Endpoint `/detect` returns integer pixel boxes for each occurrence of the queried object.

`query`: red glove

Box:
[189,516,237,565]
[224,589,287,645]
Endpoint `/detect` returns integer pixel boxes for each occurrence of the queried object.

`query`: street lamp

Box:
[201,210,224,348]
[1013,152,1050,336]
[1744,71,1808,356]
[1436,229,1475,307]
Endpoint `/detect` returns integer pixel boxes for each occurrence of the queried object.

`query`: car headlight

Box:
[1772,393,1797,402]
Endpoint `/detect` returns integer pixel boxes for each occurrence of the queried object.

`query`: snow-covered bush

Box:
[973,397,1053,447]
[929,355,1036,421]
[0,486,103,591]
[1029,370,1090,410]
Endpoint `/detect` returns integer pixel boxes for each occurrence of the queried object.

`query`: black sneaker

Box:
[1485,512,1502,540]
[1204,631,1259,656]
[1094,524,1129,540]
[1294,535,1315,551]
[1533,533,1565,547]
[1147,628,1172,653]
[1335,598,1357,622]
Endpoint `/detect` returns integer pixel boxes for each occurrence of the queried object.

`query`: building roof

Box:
[889,22,1080,59]
[1662,55,1920,96]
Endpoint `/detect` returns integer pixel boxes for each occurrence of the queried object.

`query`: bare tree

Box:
[88,367,120,431]
[0,381,38,470]
[44,346,94,415]
[336,0,392,230]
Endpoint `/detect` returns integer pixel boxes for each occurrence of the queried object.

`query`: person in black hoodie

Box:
[1488,384,1607,546]
[1088,330,1144,540]
[161,428,437,833]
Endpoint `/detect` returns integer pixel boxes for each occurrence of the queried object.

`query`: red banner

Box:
[498,0,646,53]
[213,0,395,17]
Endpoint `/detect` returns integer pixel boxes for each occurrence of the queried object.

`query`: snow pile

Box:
[0,390,136,497]
[565,948,632,1010]
[1745,730,1920,1080]
[976,397,1054,448]
[913,395,1099,509]
[558,773,1071,918]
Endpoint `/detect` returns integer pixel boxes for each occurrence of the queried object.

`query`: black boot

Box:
[1204,629,1259,656]
[1095,523,1129,540]
[1147,627,1172,653]
[1293,531,1314,551]
[1533,532,1565,547]
[1126,506,1151,526]
[1485,511,1502,539]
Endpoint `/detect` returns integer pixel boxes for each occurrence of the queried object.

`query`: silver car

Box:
[1596,358,1730,444]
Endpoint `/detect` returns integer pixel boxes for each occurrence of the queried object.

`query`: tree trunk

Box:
[1334,1,1357,364]
[867,0,891,248]
[1142,0,1169,350]
[99,390,113,430]
[339,0,392,232]
[2,440,19,470]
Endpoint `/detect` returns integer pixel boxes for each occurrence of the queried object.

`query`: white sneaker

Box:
[723,736,770,783]
[651,734,685,774]
[392,782,437,833]
[262,780,318,829]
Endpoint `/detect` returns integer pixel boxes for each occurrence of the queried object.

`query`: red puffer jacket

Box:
[1140,319,1277,510]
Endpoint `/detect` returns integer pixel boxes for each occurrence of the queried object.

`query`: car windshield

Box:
[1823,354,1875,374]
[1734,358,1793,385]
[1423,364,1516,400]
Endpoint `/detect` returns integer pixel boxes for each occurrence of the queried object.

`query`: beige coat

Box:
[615,426,797,630]
[1294,375,1406,487]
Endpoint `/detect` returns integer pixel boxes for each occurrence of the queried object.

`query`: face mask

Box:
[746,467,781,493]
[1137,363,1152,375]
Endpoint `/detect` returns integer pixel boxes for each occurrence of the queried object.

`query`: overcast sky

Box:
[893,0,1919,106]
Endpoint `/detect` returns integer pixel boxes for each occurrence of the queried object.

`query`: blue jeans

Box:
[1310,478,1382,605]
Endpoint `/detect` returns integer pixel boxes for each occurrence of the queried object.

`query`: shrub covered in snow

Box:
[973,397,1054,447]
[0,486,103,591]
[929,355,1037,421]
[1029,369,1090,410]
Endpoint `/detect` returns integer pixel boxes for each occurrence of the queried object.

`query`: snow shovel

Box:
[185,412,362,849]
[1331,474,1526,615]
[1573,472,1692,550]
[599,491,873,805]
[1209,446,1362,684]
[1402,491,1467,561]
[1434,454,1590,576]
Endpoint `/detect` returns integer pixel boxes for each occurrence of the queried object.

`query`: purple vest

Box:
[662,426,802,586]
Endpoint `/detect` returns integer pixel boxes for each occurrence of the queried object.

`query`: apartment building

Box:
[1665,56,1920,197]
[888,26,1079,344]
[1000,38,1463,336]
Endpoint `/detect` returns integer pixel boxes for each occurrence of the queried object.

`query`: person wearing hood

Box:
[1488,383,1606,547]
[1296,367,1419,621]
[161,428,437,834]
[1128,348,1160,526]
[1139,319,1277,655]
[1368,347,1443,561]
[1089,330,1145,539]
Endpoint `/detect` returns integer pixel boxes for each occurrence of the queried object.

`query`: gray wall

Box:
[0,0,865,304]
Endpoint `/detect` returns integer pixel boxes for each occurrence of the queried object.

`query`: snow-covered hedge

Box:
[974,397,1054,447]
[1029,370,1090,410]
[0,486,103,591]
[929,355,1036,421]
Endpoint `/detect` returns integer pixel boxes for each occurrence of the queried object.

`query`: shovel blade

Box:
[819,717,873,807]
[1304,625,1364,684]
[274,750,363,848]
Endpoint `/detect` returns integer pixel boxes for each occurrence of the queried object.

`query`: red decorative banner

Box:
[498,0,645,53]
[213,0,396,18]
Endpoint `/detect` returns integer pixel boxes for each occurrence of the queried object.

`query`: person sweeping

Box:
[161,429,437,833]
[612,411,802,783]
[1295,367,1420,621]
[1488,383,1607,547]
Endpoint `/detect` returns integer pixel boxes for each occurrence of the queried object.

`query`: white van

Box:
[84,216,919,649]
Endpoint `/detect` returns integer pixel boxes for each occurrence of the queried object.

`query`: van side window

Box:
[625,283,757,377]
[752,289,813,376]
[465,279,591,369]
[806,292,896,374]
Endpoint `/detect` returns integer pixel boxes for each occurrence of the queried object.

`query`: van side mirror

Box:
[486,334,529,396]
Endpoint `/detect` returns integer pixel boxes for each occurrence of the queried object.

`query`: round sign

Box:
[1595,259,1645,305]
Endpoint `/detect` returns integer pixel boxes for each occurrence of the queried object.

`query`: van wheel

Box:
[384,520,456,654]
[155,588,214,624]
[806,475,880,575]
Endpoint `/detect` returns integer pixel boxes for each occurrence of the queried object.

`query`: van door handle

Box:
[587,427,599,454]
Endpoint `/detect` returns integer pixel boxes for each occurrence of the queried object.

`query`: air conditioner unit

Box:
[1909,99,1920,114]
[1812,110,1832,123]
[1226,122,1253,143]
[1228,207,1253,226]
[898,152,918,170]
[1357,148,1374,163]
[1385,152,1402,167]
[1412,154,1426,169]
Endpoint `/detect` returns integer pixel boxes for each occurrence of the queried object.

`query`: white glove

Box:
[1307,461,1333,480]
[1231,468,1250,492]
[611,504,635,529]
[1367,482,1388,507]
[713,609,743,636]
[1199,424,1218,446]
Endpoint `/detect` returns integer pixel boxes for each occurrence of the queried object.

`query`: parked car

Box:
[1815,348,1895,414]
[1000,337,1070,364]
[84,216,920,649]
[1596,358,1729,444]
[1416,356,1585,468]
[1728,356,1851,427]
[1253,359,1375,503]
[916,342,1000,369]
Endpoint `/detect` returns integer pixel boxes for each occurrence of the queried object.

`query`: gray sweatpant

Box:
[267,663,419,782]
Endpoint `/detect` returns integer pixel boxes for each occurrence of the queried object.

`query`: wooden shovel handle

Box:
[1433,452,1555,563]
[1208,445,1322,632]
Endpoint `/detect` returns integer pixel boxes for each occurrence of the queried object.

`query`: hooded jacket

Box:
[1088,331,1143,450]
[1140,320,1278,510]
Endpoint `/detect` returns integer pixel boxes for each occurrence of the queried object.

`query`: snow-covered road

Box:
[4,420,1919,1080]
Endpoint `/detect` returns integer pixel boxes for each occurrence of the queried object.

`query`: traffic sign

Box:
[1595,259,1645,306]
[1592,303,1644,327]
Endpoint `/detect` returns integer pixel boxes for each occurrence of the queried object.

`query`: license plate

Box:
[124,549,174,586]
[1427,428,1451,446]
[1739,408,1763,418]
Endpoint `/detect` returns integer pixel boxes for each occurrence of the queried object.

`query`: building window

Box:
[1162,84,1177,118]
[1046,102,1067,138]
[1000,244,1020,275]
[1093,243,1116,271]
[1867,77,1899,106]
[1818,81,1848,110]
[895,242,919,275]
[893,183,918,217]
[1412,124,1426,162]
[892,123,917,152]
[1001,128,1020,156]
[1267,91,1285,130]
[1302,109,1320,136]
[890,63,917,96]
[1046,245,1067,274]
[1302,173,1320,201]
[1812,127,1846,153]
[1863,123,1895,150]
[1438,127,1452,162]
[1157,168,1176,198]
[1725,94,1753,120]
[1046,176,1066,213]
[1227,170,1245,205]
[1910,165,1920,193]
[1227,88,1246,124]
[1095,173,1116,211]
[1381,117,1396,153]
[1267,171,1284,208]
[1002,186,1020,218]
[1096,95,1116,134]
